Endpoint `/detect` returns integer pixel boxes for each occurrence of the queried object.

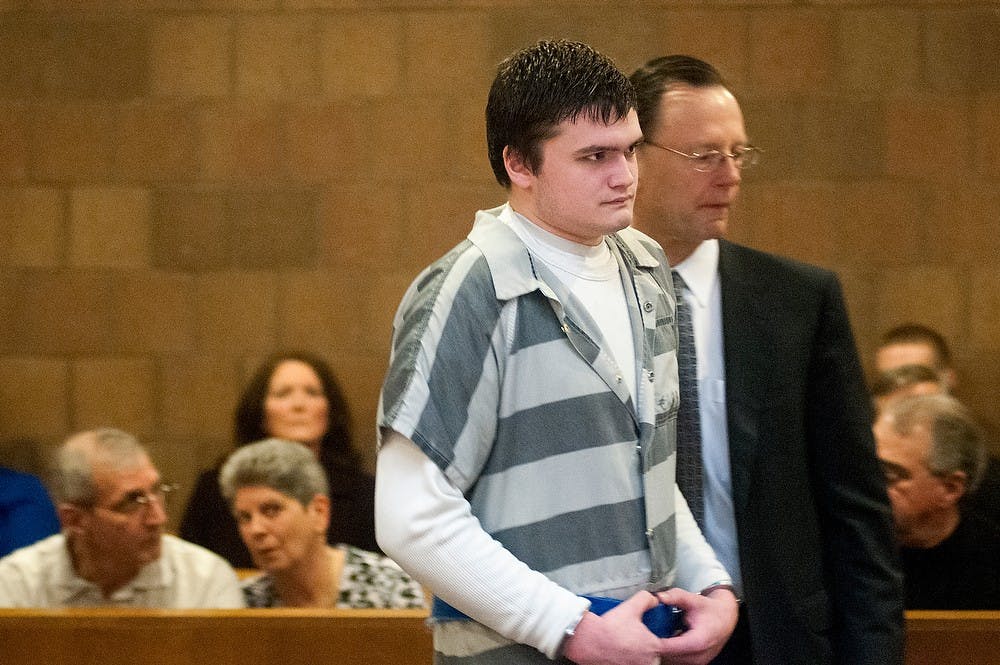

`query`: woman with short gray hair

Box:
[219,438,424,609]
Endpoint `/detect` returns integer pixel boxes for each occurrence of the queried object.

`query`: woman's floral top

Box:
[242,545,426,609]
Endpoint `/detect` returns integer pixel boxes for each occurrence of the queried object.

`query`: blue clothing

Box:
[0,468,60,558]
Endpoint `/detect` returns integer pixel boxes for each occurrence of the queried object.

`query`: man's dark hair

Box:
[878,323,953,369]
[629,55,726,135]
[486,39,635,188]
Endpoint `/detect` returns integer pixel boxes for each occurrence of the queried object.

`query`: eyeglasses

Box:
[880,461,907,486]
[94,483,178,516]
[643,141,761,172]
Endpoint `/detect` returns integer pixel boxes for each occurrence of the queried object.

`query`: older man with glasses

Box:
[0,427,243,607]
[629,55,904,664]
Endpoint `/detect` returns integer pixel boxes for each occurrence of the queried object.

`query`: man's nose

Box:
[610,154,636,187]
[715,154,742,185]
[244,513,268,536]
[144,496,168,525]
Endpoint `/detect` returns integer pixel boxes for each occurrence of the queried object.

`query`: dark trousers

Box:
[710,604,753,665]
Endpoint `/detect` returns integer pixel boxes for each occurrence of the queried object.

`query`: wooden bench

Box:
[904,611,1000,665]
[1,608,997,664]
[0,608,433,665]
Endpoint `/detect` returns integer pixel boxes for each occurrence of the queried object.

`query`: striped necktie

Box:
[672,270,704,528]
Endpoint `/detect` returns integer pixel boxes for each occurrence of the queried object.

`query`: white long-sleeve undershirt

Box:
[376,432,588,658]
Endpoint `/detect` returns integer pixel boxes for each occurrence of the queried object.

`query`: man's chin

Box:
[604,211,634,235]
[139,542,162,564]
[704,215,728,234]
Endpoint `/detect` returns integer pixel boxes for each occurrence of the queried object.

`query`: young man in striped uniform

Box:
[376,40,738,665]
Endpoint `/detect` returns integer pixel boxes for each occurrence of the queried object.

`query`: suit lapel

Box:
[718,240,768,514]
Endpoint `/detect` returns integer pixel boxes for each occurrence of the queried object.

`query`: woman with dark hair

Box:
[179,352,377,568]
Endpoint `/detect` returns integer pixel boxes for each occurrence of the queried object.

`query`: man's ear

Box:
[939,470,968,505]
[309,494,331,533]
[503,146,534,188]
[57,503,85,534]
[940,367,958,393]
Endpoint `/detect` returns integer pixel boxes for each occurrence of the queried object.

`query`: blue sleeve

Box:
[0,471,61,557]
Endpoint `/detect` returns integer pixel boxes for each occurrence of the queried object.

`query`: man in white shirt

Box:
[0,427,243,608]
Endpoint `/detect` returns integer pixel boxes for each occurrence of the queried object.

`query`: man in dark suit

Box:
[629,55,904,664]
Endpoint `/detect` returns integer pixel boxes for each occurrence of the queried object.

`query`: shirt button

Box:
[615,375,623,383]
[646,528,654,538]
[643,302,654,312]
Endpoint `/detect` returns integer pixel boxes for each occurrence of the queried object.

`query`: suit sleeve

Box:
[805,275,905,665]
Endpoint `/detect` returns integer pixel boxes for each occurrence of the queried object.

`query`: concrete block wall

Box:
[1,1,998,530]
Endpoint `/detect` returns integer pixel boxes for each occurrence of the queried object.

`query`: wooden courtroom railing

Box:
[904,611,1000,665]
[0,608,996,665]
[0,607,432,665]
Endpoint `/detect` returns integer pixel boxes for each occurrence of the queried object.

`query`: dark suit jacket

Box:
[966,455,1000,528]
[716,239,904,664]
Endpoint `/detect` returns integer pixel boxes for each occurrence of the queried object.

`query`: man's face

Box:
[634,84,747,263]
[77,457,167,572]
[873,416,952,547]
[508,109,643,246]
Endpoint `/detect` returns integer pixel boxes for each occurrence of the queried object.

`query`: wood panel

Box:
[1,608,998,664]
[0,608,432,665]
[904,611,1000,665]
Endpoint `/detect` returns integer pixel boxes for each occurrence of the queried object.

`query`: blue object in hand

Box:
[430,593,685,639]
[585,595,685,638]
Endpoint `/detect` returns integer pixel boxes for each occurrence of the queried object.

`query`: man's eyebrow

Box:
[574,140,641,155]
[113,477,163,498]
[879,459,908,474]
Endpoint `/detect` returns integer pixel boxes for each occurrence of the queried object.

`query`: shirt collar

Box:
[58,536,171,603]
[672,239,719,308]
[468,203,663,302]
[467,204,544,301]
